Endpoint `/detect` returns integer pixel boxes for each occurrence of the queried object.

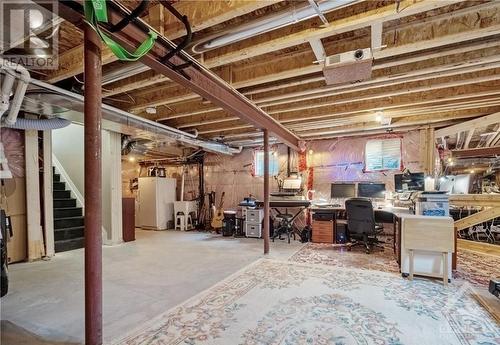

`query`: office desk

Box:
[310,206,411,245]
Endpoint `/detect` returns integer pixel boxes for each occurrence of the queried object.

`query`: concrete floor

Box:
[0,230,304,344]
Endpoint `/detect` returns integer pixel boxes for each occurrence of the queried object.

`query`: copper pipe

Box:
[263,129,270,254]
[84,22,103,345]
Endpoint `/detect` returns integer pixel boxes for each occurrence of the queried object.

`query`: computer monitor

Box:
[394,173,425,192]
[439,174,470,194]
[331,183,356,198]
[357,183,386,199]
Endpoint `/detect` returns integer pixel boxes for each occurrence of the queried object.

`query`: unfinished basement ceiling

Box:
[14,0,500,148]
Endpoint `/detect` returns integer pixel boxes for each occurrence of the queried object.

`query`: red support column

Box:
[263,130,270,254]
[84,22,103,345]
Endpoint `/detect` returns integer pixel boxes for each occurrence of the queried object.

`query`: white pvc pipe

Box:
[192,0,357,53]
[0,58,30,125]
[180,168,185,202]
[0,72,15,118]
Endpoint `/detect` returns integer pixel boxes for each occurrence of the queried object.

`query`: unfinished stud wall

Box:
[204,131,422,209]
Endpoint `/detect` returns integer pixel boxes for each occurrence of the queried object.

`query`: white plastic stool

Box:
[186,214,193,230]
[175,212,186,231]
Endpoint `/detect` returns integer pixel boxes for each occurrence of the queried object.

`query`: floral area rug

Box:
[454,250,500,287]
[289,237,400,274]
[113,259,499,345]
[290,240,500,288]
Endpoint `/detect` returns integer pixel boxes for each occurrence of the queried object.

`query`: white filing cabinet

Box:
[245,222,262,238]
[245,208,264,238]
[138,177,176,230]
[400,215,454,281]
[246,209,264,223]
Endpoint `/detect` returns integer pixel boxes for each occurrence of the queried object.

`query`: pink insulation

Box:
[305,131,422,201]
[204,131,423,208]
[0,128,25,178]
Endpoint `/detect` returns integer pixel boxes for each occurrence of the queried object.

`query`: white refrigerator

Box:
[138,177,176,230]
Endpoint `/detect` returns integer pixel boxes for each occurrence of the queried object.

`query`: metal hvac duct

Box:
[100,0,357,86]
[191,0,358,53]
[21,78,242,155]
[5,117,71,130]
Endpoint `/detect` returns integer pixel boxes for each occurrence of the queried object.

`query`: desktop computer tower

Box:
[336,223,347,244]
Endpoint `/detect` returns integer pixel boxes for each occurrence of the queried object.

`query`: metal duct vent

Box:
[20,79,242,155]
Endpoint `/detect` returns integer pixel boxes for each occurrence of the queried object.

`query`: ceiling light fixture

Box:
[145,107,157,115]
[29,9,44,29]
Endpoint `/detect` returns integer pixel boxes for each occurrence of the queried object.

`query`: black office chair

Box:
[345,198,384,253]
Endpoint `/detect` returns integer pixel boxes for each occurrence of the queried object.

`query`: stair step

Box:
[54,216,84,230]
[54,226,84,241]
[53,173,61,182]
[53,181,66,191]
[53,190,71,199]
[54,207,82,218]
[53,198,76,208]
[55,237,84,253]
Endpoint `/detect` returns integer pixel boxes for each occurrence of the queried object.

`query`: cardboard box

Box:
[1,177,27,263]
[1,178,26,215]
[6,214,27,263]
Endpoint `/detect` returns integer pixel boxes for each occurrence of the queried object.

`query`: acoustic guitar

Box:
[211,192,225,229]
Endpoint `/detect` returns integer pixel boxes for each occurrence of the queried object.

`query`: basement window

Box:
[254,151,279,177]
[365,139,402,171]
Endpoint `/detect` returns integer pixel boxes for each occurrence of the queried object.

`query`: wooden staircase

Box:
[52,168,85,252]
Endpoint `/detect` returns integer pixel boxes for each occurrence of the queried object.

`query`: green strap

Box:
[90,0,107,22]
[84,0,157,62]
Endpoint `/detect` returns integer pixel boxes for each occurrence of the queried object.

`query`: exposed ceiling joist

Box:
[464,129,475,149]
[41,0,284,83]
[37,0,300,150]
[193,90,500,136]
[374,24,500,60]
[204,0,462,68]
[166,57,500,124]
[452,146,500,158]
[105,0,484,103]
[487,129,500,147]
[128,24,500,114]
[435,111,500,138]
